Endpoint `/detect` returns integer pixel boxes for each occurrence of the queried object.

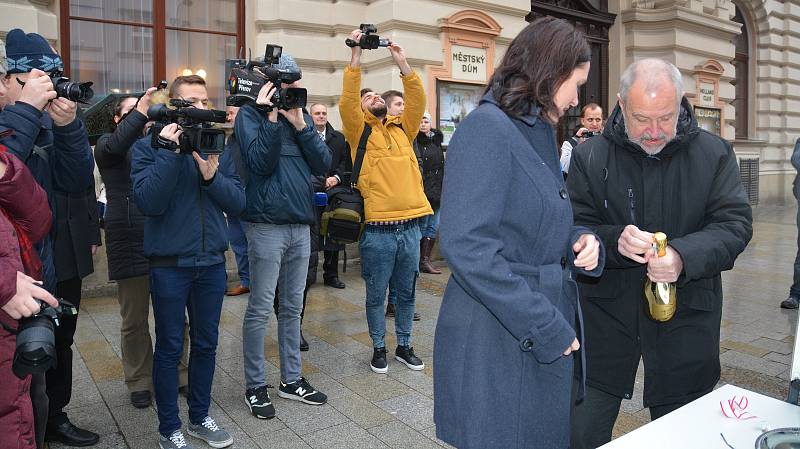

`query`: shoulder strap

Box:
[351,124,372,186]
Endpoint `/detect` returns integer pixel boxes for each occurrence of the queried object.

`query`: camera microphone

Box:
[182,108,227,124]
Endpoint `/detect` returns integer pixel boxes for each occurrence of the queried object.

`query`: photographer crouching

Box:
[232,48,331,419]
[131,75,244,449]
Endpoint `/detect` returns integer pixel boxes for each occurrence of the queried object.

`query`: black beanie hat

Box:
[5,28,63,74]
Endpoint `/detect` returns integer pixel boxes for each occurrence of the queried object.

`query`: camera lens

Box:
[13,317,57,379]
[54,79,94,103]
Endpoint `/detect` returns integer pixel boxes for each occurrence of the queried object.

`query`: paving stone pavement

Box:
[49,204,797,448]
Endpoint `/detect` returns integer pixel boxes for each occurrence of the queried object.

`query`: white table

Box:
[601,384,800,448]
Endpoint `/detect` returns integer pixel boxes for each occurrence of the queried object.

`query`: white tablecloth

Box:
[601,384,800,448]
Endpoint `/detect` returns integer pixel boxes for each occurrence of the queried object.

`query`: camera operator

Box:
[0,31,97,448]
[0,148,57,449]
[131,75,244,449]
[559,103,603,176]
[236,52,330,420]
[95,88,190,410]
[339,28,432,374]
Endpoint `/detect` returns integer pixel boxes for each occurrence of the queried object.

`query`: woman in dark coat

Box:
[95,87,188,408]
[433,17,605,449]
[413,113,444,274]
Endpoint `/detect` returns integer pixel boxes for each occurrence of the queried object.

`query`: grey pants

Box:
[117,275,188,392]
[242,223,310,388]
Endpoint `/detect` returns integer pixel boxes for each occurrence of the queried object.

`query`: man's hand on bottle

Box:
[618,224,654,264]
[647,246,683,283]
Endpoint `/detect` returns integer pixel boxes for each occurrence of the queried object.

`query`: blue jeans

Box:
[419,208,440,238]
[242,223,309,387]
[227,216,250,288]
[360,221,421,348]
[150,263,226,436]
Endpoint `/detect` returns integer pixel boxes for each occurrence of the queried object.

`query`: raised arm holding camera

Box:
[131,75,244,449]
[232,47,331,420]
[339,26,432,375]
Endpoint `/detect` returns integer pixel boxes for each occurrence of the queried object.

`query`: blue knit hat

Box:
[5,29,63,74]
[275,53,301,77]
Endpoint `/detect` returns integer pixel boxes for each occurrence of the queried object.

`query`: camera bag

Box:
[320,125,371,244]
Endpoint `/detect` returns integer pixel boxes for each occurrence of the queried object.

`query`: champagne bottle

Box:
[643,232,677,322]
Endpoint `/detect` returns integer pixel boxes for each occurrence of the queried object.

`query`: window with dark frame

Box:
[732,4,750,140]
[60,0,245,109]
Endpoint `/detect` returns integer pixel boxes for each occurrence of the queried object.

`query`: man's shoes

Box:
[45,420,100,447]
[225,285,250,296]
[395,345,425,371]
[179,385,189,397]
[371,347,388,374]
[324,277,346,289]
[245,385,276,419]
[300,331,309,352]
[278,377,327,405]
[187,416,233,448]
[130,390,151,408]
[781,295,799,309]
[159,430,194,449]
[413,311,421,321]
[385,303,395,318]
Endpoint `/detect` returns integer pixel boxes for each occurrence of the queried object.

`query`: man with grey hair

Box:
[566,58,753,448]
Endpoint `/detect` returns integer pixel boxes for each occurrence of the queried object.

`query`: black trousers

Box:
[570,381,684,449]
[46,277,83,428]
[322,250,340,281]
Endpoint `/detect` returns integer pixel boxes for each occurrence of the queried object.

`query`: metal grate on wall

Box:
[738,157,759,205]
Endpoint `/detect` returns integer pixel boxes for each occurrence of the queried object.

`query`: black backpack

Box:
[320,125,371,244]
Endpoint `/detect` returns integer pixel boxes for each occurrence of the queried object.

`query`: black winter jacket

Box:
[566,98,753,407]
[413,129,445,209]
[94,109,149,280]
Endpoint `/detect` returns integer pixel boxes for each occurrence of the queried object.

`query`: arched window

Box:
[731,4,750,140]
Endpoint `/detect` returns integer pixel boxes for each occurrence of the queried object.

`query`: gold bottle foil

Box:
[644,232,677,322]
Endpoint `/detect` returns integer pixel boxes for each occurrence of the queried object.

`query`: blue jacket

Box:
[234,105,331,225]
[433,93,605,449]
[0,101,94,290]
[131,136,246,267]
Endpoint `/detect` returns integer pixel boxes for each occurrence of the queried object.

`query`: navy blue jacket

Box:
[234,105,331,225]
[0,101,94,290]
[434,93,604,449]
[131,136,246,267]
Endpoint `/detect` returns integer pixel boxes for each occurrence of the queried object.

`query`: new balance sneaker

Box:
[278,377,327,405]
[245,385,276,419]
[395,345,424,370]
[187,416,233,448]
[370,347,388,374]
[159,430,194,449]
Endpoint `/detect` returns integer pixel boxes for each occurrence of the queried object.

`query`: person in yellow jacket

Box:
[339,28,432,374]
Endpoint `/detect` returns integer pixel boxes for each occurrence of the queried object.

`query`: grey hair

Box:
[618,58,683,106]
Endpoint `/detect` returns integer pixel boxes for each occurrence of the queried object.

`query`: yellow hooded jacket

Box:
[339,65,432,223]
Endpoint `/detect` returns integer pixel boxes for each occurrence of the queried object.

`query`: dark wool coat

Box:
[94,109,149,281]
[434,93,605,449]
[566,98,753,407]
[413,128,445,209]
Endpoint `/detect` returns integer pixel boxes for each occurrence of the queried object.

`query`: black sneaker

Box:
[781,295,799,309]
[278,377,327,405]
[245,386,276,419]
[370,347,388,374]
[395,345,424,370]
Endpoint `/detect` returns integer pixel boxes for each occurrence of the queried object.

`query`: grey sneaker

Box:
[159,430,193,449]
[187,416,233,448]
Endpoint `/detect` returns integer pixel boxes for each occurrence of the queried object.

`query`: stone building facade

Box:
[0,0,797,202]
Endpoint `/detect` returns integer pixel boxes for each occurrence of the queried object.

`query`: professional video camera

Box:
[227,44,307,110]
[345,24,391,50]
[13,299,77,379]
[49,70,94,104]
[148,99,227,154]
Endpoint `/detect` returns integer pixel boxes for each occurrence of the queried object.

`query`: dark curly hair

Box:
[485,17,590,123]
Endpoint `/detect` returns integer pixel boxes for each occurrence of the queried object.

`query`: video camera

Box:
[50,70,94,104]
[13,299,77,379]
[148,99,227,155]
[226,44,307,111]
[345,24,391,50]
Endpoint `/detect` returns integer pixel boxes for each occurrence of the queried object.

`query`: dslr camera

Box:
[226,44,307,110]
[13,299,77,379]
[345,24,391,50]
[49,70,94,104]
[148,99,227,155]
